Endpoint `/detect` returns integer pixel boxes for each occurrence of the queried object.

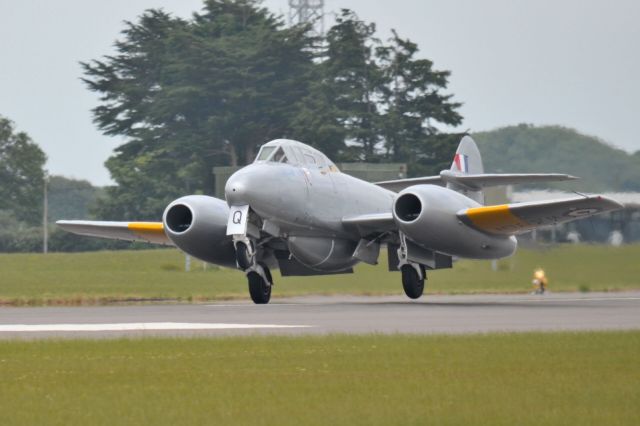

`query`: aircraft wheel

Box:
[235,241,253,270]
[248,270,271,304]
[401,264,424,299]
[259,262,273,286]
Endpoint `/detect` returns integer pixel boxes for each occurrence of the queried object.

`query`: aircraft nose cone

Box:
[225,165,270,206]
[225,172,250,206]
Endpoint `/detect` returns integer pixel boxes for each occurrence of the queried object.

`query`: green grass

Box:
[0,244,639,305]
[0,332,637,425]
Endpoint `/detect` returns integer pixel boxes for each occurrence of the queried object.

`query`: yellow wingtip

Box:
[464,204,530,235]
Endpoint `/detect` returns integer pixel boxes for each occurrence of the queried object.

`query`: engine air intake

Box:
[394,193,422,222]
[165,204,193,234]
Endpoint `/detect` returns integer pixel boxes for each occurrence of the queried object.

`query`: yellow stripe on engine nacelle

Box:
[127,222,165,234]
[127,222,169,245]
[464,204,531,235]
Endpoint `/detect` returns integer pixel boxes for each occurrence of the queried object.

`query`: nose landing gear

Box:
[234,239,273,304]
[247,264,272,304]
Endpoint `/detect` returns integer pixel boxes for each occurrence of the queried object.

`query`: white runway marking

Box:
[0,323,311,332]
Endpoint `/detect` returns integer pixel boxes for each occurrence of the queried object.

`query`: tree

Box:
[83,0,316,219]
[309,10,462,164]
[287,32,348,160]
[474,124,640,191]
[323,9,383,161]
[377,31,462,163]
[84,2,464,220]
[47,176,103,222]
[0,116,47,225]
[0,210,43,252]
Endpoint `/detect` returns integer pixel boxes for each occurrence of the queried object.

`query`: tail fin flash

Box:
[448,136,484,203]
[451,136,483,175]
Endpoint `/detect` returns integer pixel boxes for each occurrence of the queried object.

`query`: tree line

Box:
[0,115,129,252]
[5,1,640,253]
[2,0,465,251]
[82,0,464,220]
[475,124,640,192]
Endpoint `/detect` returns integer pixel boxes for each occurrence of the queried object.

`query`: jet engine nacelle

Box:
[392,185,517,259]
[287,236,359,272]
[163,195,236,267]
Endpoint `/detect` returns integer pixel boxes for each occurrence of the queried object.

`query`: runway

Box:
[0,291,639,339]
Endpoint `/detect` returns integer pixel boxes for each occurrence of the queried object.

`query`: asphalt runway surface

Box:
[0,291,639,339]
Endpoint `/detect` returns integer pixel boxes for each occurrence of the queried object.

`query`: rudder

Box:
[450,135,484,175]
[448,135,484,204]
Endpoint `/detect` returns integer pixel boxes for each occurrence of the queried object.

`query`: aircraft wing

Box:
[342,213,395,236]
[56,221,173,246]
[375,173,577,192]
[449,173,577,190]
[457,195,623,236]
[374,176,443,192]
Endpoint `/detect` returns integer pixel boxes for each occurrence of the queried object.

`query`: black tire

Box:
[248,271,271,304]
[236,242,253,270]
[258,262,273,285]
[401,264,424,299]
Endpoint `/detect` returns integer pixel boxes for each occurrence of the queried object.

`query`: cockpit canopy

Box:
[254,139,338,171]
[255,145,285,162]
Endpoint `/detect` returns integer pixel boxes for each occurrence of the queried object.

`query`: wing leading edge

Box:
[457,195,623,236]
[375,172,577,193]
[56,221,173,246]
[342,212,395,237]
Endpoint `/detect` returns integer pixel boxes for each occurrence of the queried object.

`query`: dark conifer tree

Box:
[83,1,316,219]
[83,2,463,218]
[0,116,47,226]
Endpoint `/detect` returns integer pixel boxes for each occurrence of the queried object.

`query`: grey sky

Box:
[1,0,638,185]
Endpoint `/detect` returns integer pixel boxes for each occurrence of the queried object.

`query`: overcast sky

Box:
[1,0,638,185]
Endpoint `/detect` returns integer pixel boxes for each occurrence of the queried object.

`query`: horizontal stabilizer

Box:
[375,172,577,193]
[374,176,443,192]
[56,221,173,246]
[457,195,623,236]
[442,172,578,191]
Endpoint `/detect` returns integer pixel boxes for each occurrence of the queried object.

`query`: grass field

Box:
[0,244,639,305]
[0,331,637,425]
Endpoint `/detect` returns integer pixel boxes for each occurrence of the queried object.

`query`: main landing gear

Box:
[397,234,427,300]
[401,264,426,299]
[235,240,273,304]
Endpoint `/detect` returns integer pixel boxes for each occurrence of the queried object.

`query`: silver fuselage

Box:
[226,162,395,239]
[225,160,517,260]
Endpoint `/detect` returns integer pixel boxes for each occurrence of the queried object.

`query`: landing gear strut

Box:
[397,233,426,299]
[235,239,273,304]
[235,241,254,270]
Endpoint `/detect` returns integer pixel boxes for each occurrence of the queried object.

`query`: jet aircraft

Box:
[58,136,623,304]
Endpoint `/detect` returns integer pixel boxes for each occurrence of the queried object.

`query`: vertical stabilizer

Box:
[448,136,485,204]
[450,135,484,175]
